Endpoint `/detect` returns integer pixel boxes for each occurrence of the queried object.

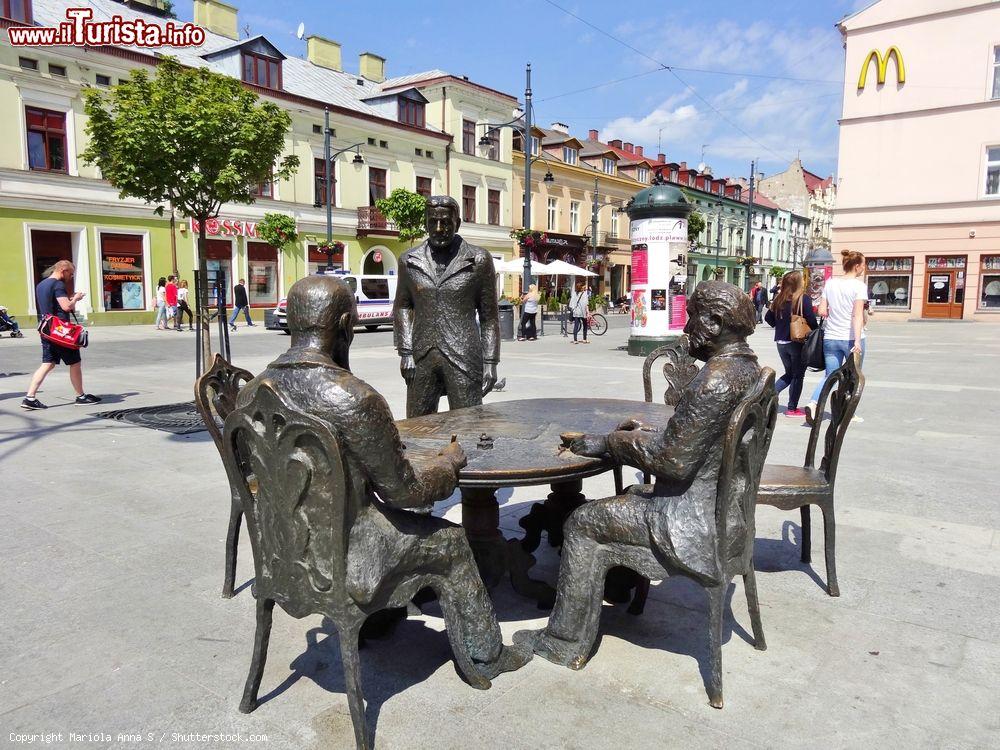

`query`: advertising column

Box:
[625,183,693,356]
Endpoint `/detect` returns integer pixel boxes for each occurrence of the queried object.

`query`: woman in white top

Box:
[569,280,590,344]
[805,249,867,424]
[154,277,168,330]
[519,283,540,341]
[175,279,194,331]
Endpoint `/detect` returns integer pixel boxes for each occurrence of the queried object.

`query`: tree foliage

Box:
[81,57,298,224]
[687,211,706,246]
[257,212,299,248]
[375,188,427,244]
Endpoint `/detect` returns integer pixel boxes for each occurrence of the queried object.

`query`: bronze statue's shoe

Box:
[474,643,532,681]
[513,628,589,669]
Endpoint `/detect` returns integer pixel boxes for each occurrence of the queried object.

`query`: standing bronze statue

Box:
[515,281,762,672]
[394,195,500,418]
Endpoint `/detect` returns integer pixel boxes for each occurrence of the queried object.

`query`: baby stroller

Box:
[0,306,24,338]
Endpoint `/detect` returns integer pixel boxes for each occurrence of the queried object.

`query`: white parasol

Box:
[533,259,597,277]
[496,258,551,274]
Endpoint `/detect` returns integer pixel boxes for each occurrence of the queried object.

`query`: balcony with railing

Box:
[356,206,398,237]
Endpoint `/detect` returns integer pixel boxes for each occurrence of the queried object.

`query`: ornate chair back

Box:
[717,368,778,576]
[804,352,865,488]
[194,353,254,452]
[222,382,351,620]
[642,334,700,405]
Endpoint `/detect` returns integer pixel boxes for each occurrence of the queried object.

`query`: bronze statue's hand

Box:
[438,441,467,470]
[569,434,608,458]
[481,362,498,396]
[400,354,416,384]
[615,417,647,432]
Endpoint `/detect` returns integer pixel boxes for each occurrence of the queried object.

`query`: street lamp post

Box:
[322,108,364,269]
[714,200,723,278]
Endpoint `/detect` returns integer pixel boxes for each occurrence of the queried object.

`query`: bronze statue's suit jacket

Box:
[393,237,500,380]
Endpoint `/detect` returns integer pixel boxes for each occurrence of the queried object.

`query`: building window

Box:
[398,97,425,128]
[986,146,1000,196]
[368,167,387,205]
[488,188,500,225]
[485,128,500,161]
[48,64,66,77]
[546,198,557,231]
[95,73,110,87]
[3,0,32,23]
[247,242,278,306]
[379,140,388,149]
[25,107,66,172]
[241,51,281,90]
[980,255,1000,309]
[992,46,1000,100]
[637,167,649,183]
[314,157,332,206]
[462,119,476,155]
[251,170,273,199]
[602,157,615,175]
[426,150,434,159]
[563,146,578,165]
[100,234,145,310]
[415,176,432,198]
[529,136,540,156]
[865,257,913,309]
[414,148,423,157]
[610,211,618,238]
[569,201,580,234]
[19,57,37,70]
[462,185,476,223]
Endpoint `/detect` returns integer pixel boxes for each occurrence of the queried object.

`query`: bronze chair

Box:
[194,353,254,599]
[223,384,491,750]
[756,351,865,597]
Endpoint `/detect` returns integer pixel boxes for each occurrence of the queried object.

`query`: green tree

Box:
[375,188,428,244]
[81,57,298,369]
[687,211,706,246]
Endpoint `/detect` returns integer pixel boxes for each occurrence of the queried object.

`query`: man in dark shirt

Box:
[22,260,101,410]
[229,278,254,331]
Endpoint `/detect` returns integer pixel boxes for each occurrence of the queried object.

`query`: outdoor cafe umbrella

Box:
[496,257,550,274]
[533,259,597,302]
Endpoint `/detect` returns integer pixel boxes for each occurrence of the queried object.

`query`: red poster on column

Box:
[631,244,648,285]
[670,294,687,328]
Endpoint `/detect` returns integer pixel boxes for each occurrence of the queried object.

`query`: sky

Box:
[174,0,872,183]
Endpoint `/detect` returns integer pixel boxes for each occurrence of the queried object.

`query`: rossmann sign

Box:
[190,218,259,238]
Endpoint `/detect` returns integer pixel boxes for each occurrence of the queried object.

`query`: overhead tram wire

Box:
[539,0,798,164]
[537,68,670,103]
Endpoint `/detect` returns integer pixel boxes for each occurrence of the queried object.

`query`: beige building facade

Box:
[834,0,1000,321]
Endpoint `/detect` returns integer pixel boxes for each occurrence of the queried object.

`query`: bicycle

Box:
[586,311,607,336]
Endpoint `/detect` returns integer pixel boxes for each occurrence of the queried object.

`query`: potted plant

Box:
[257,212,299,249]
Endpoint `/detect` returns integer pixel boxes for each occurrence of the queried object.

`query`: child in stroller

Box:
[0,306,24,338]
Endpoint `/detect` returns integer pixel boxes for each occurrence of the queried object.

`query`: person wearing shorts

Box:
[22,260,101,410]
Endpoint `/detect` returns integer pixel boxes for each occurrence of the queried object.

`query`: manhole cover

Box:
[95,401,217,435]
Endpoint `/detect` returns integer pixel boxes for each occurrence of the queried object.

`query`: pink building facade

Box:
[834,0,1000,320]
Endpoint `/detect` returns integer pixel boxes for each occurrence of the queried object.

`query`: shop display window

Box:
[247,242,278,306]
[100,234,145,310]
[980,255,1000,309]
[866,257,913,309]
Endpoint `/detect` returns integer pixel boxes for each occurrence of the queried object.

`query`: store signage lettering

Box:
[631,218,687,244]
[190,218,259,238]
[102,255,142,282]
[857,47,905,90]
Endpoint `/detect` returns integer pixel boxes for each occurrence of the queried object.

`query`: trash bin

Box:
[498,299,514,341]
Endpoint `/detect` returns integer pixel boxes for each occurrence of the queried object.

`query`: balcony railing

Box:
[357,206,398,237]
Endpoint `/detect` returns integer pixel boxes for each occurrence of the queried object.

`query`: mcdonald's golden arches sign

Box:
[858,47,905,89]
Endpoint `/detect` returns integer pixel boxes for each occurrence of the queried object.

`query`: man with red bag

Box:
[22,260,101,410]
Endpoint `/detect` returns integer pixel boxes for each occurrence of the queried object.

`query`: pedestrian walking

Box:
[569,280,590,344]
[164,275,178,330]
[805,249,869,425]
[22,260,101,410]
[154,277,168,330]
[764,270,817,418]
[751,280,768,323]
[229,278,254,331]
[519,284,540,341]
[175,279,194,331]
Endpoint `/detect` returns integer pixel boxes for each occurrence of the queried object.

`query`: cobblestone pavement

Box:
[1,316,998,749]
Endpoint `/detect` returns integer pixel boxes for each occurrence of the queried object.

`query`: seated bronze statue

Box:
[234,276,528,693]
[515,281,761,672]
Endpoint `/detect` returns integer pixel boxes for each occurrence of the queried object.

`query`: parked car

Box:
[269,271,398,333]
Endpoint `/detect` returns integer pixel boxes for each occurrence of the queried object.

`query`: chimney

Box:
[635,145,644,157]
[550,122,569,133]
[588,129,598,140]
[306,36,342,71]
[193,0,238,40]
[624,142,634,153]
[609,139,623,149]
[359,52,386,83]
[680,161,687,170]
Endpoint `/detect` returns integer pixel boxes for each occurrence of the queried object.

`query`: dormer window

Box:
[2,0,32,23]
[637,167,649,183]
[602,157,615,175]
[563,146,578,165]
[530,136,540,156]
[242,51,281,90]
[398,97,425,128]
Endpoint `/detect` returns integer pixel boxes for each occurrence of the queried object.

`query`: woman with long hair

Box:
[765,270,817,418]
[519,283,540,341]
[175,279,194,331]
[805,249,868,424]
[154,276,168,330]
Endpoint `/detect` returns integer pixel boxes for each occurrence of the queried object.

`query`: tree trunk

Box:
[198,221,213,375]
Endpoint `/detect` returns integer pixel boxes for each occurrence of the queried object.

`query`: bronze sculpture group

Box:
[199,196,864,748]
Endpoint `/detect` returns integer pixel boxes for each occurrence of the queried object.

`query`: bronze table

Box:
[397,397,676,606]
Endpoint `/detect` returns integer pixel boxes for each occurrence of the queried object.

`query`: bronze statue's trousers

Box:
[347,505,503,664]
[406,348,482,418]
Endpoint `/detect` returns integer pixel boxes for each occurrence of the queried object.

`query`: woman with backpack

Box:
[765,270,817,418]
